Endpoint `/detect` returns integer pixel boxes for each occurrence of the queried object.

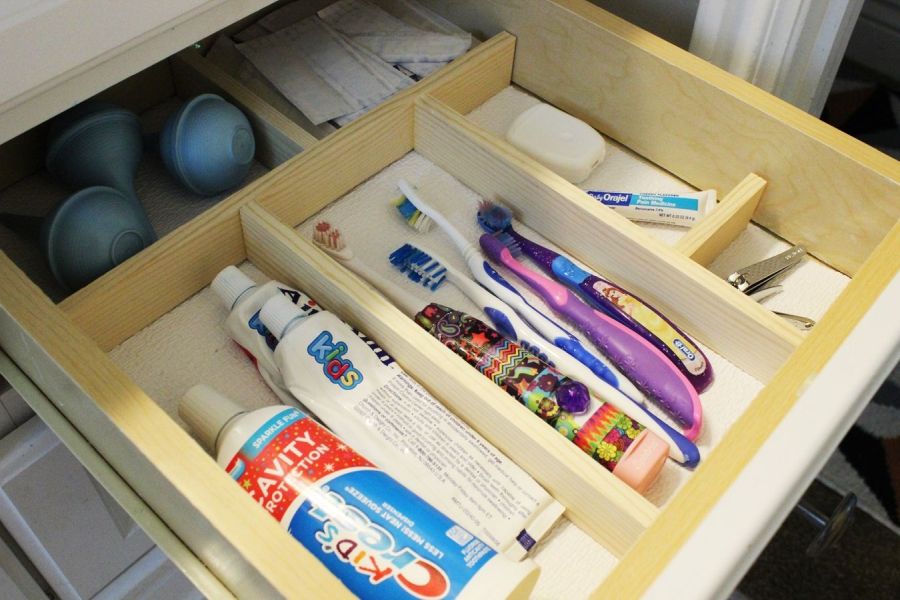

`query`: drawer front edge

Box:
[0,351,231,599]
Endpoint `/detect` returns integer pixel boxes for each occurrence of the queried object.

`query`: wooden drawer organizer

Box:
[1,1,898,598]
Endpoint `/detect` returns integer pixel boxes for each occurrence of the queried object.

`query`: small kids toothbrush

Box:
[390,241,700,466]
[392,179,644,403]
[312,222,669,491]
[390,242,558,366]
[479,231,703,439]
[477,200,714,393]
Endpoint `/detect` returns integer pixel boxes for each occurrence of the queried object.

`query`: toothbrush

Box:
[312,222,589,411]
[480,232,703,440]
[393,178,644,403]
[478,200,714,393]
[390,241,700,466]
[390,242,559,366]
[311,222,670,487]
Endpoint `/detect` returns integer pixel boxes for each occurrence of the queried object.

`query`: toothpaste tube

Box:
[237,286,563,560]
[179,385,539,599]
[211,265,320,407]
[586,189,716,227]
[212,266,395,412]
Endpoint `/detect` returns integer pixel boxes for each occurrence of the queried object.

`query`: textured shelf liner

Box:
[106,86,850,599]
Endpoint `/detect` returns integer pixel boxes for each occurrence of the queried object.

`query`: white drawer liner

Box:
[107,87,851,598]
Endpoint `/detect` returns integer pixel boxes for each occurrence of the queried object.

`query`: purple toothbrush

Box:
[477,201,714,393]
[480,232,703,440]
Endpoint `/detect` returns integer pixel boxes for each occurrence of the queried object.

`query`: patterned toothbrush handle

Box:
[566,265,714,393]
[480,234,702,438]
[414,303,650,474]
[477,262,698,464]
[509,230,713,393]
[451,270,558,366]
[574,303,702,438]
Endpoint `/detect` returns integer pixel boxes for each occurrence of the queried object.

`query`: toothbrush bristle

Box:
[393,195,434,233]
[476,200,513,233]
[312,221,346,252]
[492,231,522,257]
[388,243,447,291]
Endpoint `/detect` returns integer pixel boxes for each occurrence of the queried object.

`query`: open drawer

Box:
[1,1,899,598]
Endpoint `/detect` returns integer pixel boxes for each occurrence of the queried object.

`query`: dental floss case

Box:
[506,103,606,183]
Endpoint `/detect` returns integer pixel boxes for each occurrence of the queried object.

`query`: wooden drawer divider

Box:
[412,94,803,382]
[241,202,658,557]
[674,173,767,266]
[418,0,900,277]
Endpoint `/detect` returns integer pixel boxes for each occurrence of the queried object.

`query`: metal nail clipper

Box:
[726,245,816,330]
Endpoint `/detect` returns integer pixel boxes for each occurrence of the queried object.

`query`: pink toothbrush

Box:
[480,232,702,440]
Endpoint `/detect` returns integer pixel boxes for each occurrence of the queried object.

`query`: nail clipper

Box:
[727,246,816,330]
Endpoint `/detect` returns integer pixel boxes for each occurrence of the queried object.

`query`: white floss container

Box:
[506,103,606,184]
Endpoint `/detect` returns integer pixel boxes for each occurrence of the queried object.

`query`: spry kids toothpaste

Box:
[180,385,539,599]
[211,266,406,405]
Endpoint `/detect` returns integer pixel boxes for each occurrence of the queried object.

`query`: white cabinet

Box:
[0,526,48,600]
[0,0,279,144]
[0,415,199,599]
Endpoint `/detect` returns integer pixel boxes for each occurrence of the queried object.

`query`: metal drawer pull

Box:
[794,492,857,557]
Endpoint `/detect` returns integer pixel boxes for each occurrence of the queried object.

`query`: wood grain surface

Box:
[418,0,900,277]
[414,94,803,382]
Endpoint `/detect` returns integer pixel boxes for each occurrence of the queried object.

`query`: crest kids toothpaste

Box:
[180,385,539,599]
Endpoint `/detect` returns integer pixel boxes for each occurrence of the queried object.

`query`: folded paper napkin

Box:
[318,0,471,76]
[237,16,413,125]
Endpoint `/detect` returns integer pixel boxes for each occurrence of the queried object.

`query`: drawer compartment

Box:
[0,54,312,303]
[1,2,897,598]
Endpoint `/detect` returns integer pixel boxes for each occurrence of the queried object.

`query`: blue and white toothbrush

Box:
[389,241,700,466]
[390,242,556,365]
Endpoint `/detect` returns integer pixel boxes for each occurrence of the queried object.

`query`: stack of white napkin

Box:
[235,0,472,126]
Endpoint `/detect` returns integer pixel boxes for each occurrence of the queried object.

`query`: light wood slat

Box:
[675,173,767,266]
[0,253,352,599]
[0,352,234,600]
[595,220,900,599]
[414,94,803,382]
[418,0,900,277]
[58,33,516,352]
[171,50,319,167]
[240,202,658,557]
